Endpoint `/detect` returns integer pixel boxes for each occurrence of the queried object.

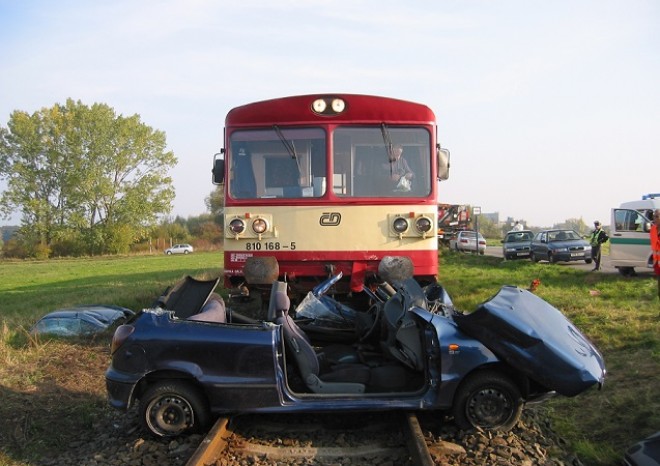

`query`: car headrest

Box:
[267,281,288,321]
[274,290,290,312]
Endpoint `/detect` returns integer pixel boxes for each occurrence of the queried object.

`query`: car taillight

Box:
[111,324,134,354]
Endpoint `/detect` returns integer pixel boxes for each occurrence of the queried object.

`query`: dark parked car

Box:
[530,229,593,264]
[106,272,606,438]
[502,230,534,260]
[30,305,134,337]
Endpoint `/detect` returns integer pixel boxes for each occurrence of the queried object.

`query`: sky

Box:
[1,0,658,228]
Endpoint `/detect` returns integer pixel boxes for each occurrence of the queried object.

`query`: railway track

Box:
[186,411,434,466]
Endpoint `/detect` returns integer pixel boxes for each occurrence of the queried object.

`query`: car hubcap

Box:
[466,388,511,427]
[146,395,194,435]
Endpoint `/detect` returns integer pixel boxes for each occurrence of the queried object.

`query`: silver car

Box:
[450,230,486,255]
[165,243,194,255]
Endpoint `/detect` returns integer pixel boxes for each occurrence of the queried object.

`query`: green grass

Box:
[0,252,223,465]
[0,252,223,327]
[1,249,658,465]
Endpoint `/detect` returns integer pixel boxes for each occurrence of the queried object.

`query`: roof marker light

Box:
[312,99,327,113]
[331,98,345,112]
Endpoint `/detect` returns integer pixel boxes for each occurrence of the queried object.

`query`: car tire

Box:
[530,252,539,263]
[585,258,592,264]
[548,252,556,264]
[166,251,172,255]
[452,370,523,432]
[184,250,189,254]
[618,267,636,277]
[140,381,210,437]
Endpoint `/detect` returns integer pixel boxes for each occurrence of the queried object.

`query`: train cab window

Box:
[229,128,326,199]
[333,127,431,198]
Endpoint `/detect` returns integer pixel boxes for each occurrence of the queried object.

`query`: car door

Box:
[610,208,652,269]
[531,232,548,260]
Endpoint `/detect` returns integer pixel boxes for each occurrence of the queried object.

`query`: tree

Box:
[0,99,177,256]
[475,216,501,239]
[205,185,224,226]
[555,218,589,236]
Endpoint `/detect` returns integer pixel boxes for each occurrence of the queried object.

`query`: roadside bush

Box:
[2,238,27,259]
[31,243,51,260]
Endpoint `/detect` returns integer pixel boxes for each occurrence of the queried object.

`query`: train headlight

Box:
[415,216,433,234]
[252,217,269,234]
[228,218,245,235]
[312,99,327,113]
[311,97,347,115]
[392,217,409,234]
[331,98,345,113]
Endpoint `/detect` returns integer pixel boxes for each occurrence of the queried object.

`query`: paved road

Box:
[484,246,654,276]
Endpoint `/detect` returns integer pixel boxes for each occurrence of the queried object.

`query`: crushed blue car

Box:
[31,305,134,337]
[105,273,606,437]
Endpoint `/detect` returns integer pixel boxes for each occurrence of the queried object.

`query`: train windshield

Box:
[228,126,431,199]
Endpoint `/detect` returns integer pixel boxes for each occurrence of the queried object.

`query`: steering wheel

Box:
[312,271,343,297]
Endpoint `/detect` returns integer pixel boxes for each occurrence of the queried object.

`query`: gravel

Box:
[32,406,583,466]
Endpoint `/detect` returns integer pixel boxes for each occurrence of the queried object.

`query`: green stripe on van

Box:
[610,237,650,245]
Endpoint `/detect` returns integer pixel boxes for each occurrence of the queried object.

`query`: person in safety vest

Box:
[651,209,660,300]
[590,221,609,271]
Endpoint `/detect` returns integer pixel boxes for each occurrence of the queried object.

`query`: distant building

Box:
[482,212,500,224]
[1,226,19,243]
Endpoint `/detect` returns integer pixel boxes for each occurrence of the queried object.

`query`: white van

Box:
[609,193,659,276]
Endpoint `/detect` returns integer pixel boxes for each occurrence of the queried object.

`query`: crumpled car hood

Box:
[454,286,606,396]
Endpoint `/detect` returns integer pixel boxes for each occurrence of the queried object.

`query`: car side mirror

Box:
[643,222,651,233]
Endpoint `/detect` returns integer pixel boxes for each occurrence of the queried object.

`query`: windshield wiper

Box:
[273,125,302,175]
[380,123,394,162]
[273,125,297,160]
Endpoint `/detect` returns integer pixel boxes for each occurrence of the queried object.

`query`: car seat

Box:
[273,289,370,394]
[380,278,426,371]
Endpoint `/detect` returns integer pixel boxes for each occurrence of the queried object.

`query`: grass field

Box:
[1,250,658,465]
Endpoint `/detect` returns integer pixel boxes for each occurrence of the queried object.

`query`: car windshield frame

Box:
[547,230,581,242]
[505,231,533,243]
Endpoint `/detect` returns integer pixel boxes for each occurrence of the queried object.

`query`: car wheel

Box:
[452,371,523,431]
[585,258,592,264]
[140,381,210,437]
[530,252,539,263]
[166,251,172,255]
[618,267,636,277]
[548,252,556,264]
[184,250,189,254]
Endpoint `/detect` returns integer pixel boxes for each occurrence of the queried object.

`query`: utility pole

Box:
[473,206,482,254]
